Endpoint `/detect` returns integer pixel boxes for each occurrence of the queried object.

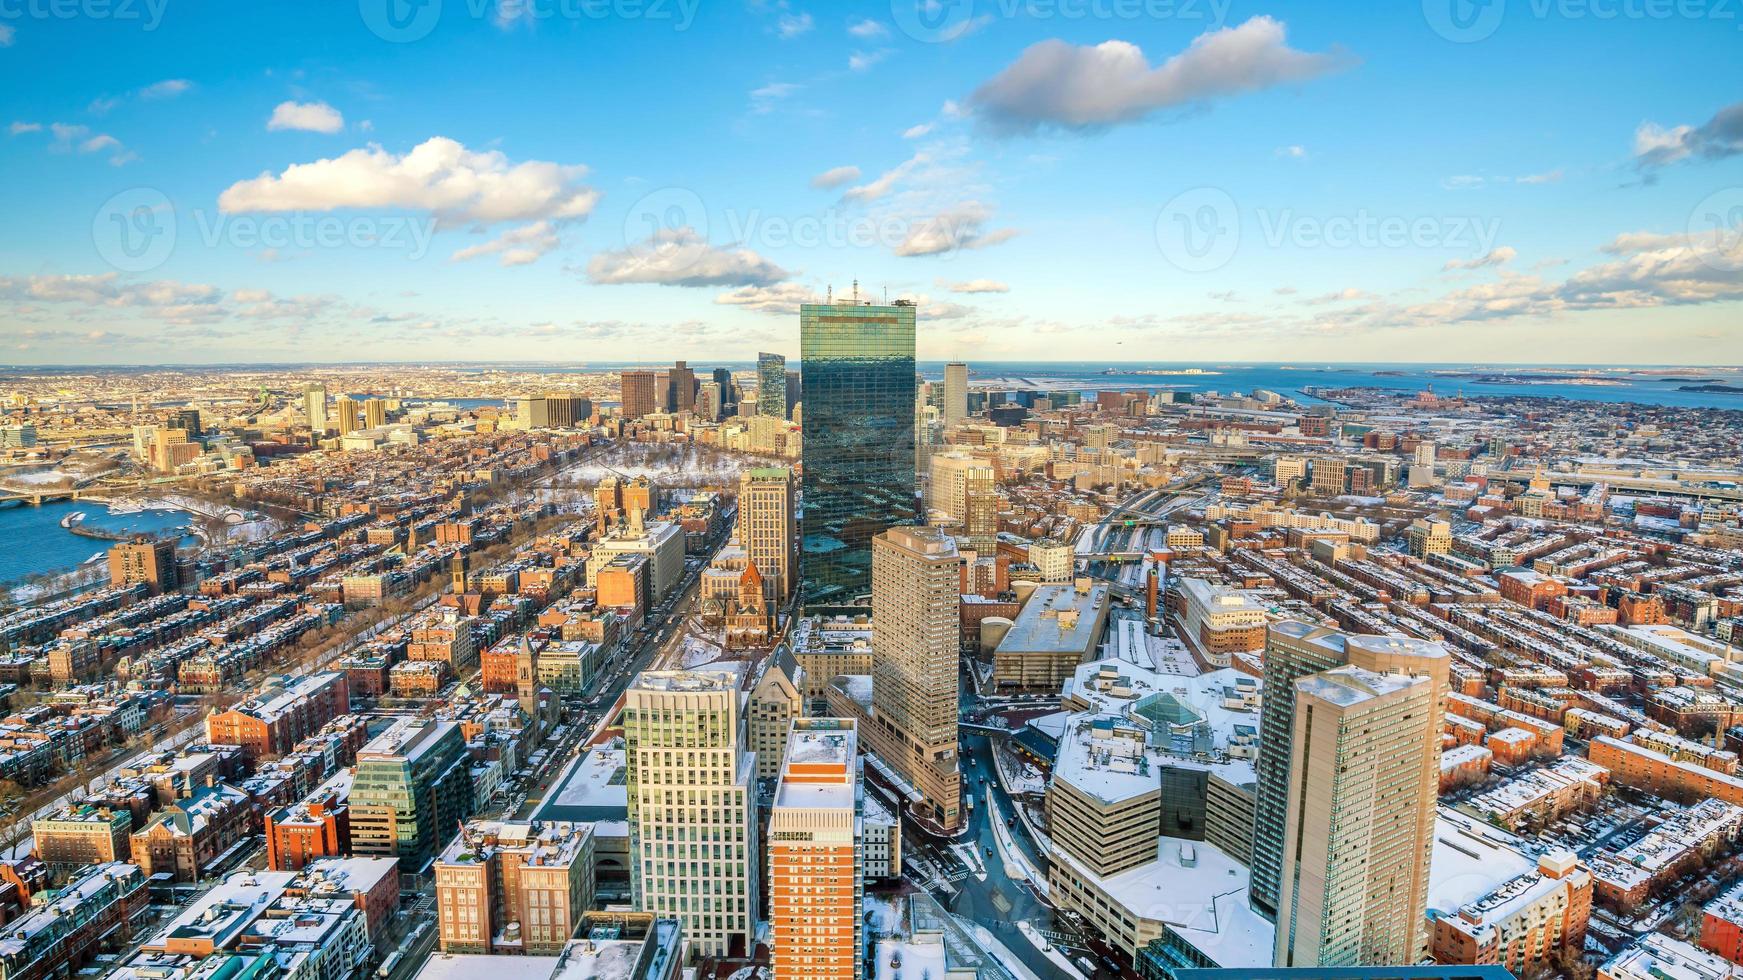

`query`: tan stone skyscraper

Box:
[1252,624,1449,922]
[738,466,797,602]
[943,361,968,427]
[927,453,998,554]
[1273,664,1440,968]
[869,526,961,830]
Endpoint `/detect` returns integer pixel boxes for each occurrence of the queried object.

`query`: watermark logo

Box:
[360,0,700,42]
[1155,187,1239,274]
[891,0,1230,43]
[92,188,438,270]
[1155,189,1504,272]
[1689,187,1743,273]
[1422,0,1507,42]
[891,0,977,41]
[360,0,444,42]
[0,0,171,30]
[93,187,176,273]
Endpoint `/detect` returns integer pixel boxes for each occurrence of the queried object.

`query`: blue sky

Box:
[1,0,1740,364]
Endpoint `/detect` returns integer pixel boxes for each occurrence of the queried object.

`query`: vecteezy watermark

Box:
[93,188,176,273]
[359,0,699,42]
[619,187,990,269]
[93,188,438,272]
[1423,0,1741,43]
[0,0,170,29]
[1689,187,1743,273]
[1155,188,1504,273]
[891,0,1230,43]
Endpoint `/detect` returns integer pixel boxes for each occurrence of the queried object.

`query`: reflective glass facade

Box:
[757,352,787,419]
[799,301,918,609]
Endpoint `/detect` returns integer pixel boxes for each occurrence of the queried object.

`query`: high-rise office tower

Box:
[669,360,696,413]
[304,383,328,435]
[335,396,362,435]
[769,719,863,980]
[545,392,591,428]
[869,526,961,830]
[1250,623,1449,923]
[784,369,802,418]
[758,352,787,419]
[623,671,758,958]
[943,362,968,427]
[712,367,736,414]
[738,466,797,602]
[799,297,918,608]
[1273,665,1440,968]
[621,370,659,420]
[364,398,387,429]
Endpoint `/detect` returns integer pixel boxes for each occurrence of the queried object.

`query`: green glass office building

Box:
[757,352,787,419]
[799,299,918,609]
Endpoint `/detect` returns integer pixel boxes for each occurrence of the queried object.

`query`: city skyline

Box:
[1,3,1739,364]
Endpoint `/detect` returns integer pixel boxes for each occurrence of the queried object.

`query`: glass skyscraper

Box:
[799,299,918,609]
[757,352,787,419]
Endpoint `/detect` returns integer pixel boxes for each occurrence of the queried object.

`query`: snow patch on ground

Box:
[989,790,1049,899]
[950,842,988,882]
[965,922,1044,980]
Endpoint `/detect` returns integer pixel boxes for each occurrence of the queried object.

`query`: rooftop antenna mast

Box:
[826,284,832,304]
[852,279,859,304]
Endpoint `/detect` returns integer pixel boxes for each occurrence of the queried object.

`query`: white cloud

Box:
[715,282,819,315]
[8,121,41,135]
[842,151,927,203]
[751,82,800,113]
[776,11,813,38]
[42,122,131,164]
[451,221,560,267]
[895,201,1018,256]
[0,273,222,311]
[1443,246,1517,271]
[895,293,973,319]
[810,165,862,190]
[587,227,789,287]
[849,49,891,72]
[1275,144,1307,159]
[848,18,888,39]
[267,100,345,134]
[1634,101,1743,169]
[219,137,600,228]
[941,278,1009,293]
[902,123,934,140]
[1515,169,1563,184]
[968,17,1352,134]
[0,24,14,46]
[1301,287,1376,305]
[140,79,193,100]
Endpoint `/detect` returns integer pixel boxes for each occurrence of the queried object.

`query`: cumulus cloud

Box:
[1275,144,1307,159]
[218,137,600,228]
[968,17,1352,134]
[715,282,820,315]
[848,18,888,39]
[895,201,1018,256]
[1443,246,1517,271]
[8,121,41,134]
[450,221,560,267]
[895,293,973,319]
[810,165,862,190]
[267,100,345,134]
[941,278,1009,293]
[902,123,934,140]
[1302,287,1376,305]
[776,11,813,38]
[588,227,789,287]
[1634,100,1743,170]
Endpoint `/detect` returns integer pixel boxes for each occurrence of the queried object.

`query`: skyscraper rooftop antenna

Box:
[826,284,832,304]
[852,279,859,304]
